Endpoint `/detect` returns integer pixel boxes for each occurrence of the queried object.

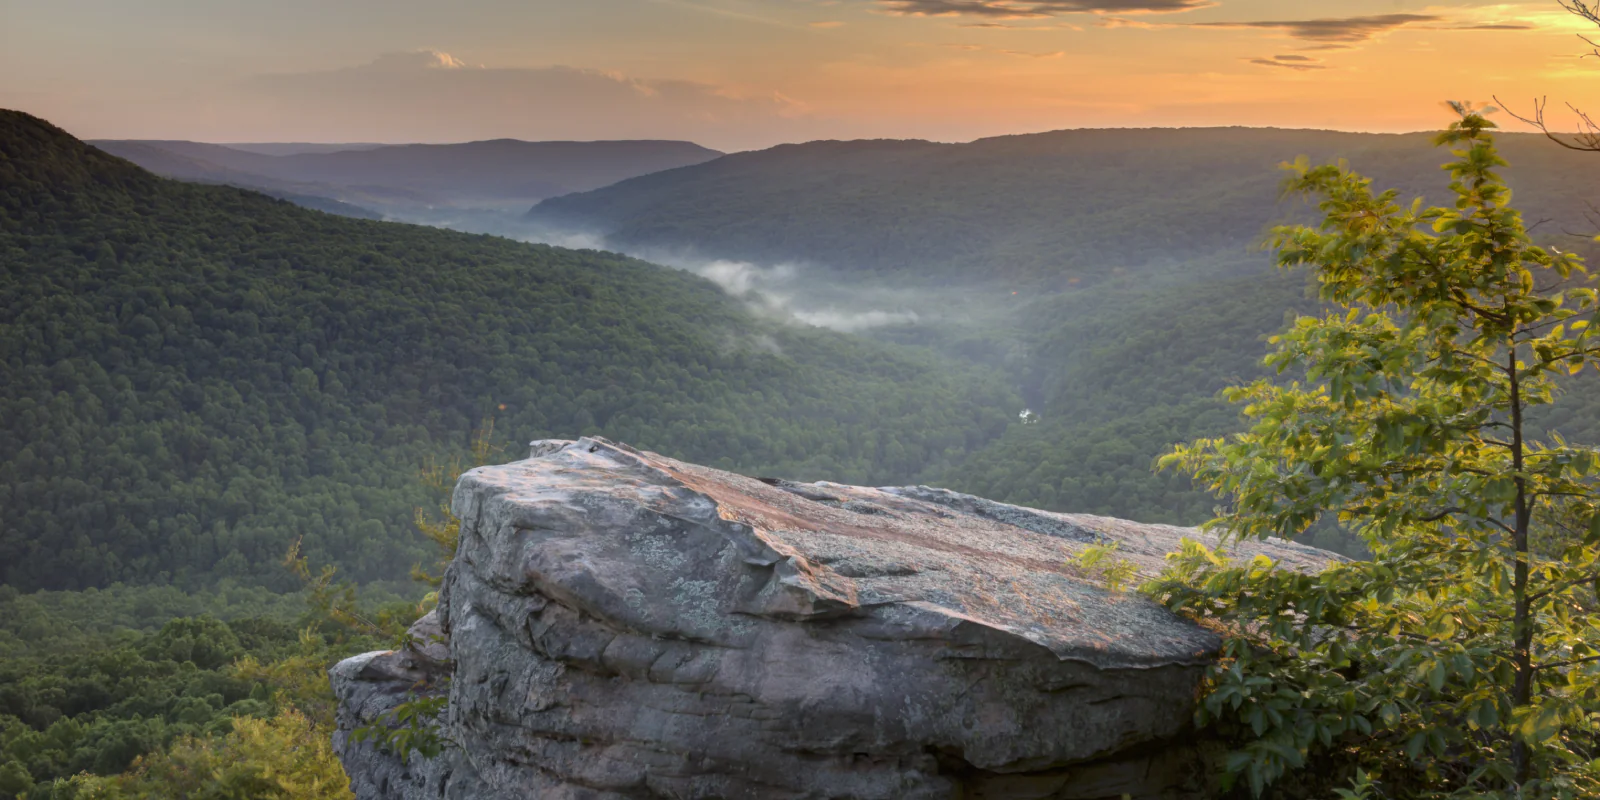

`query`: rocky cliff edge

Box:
[332,437,1336,799]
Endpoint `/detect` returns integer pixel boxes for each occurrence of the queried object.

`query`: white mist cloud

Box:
[691,259,795,295]
[365,49,469,71]
[685,259,922,331]
[667,257,921,333]
[527,228,610,251]
[790,308,922,332]
[517,228,922,333]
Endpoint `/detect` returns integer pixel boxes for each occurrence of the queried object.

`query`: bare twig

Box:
[1561,1,1600,27]
[1495,96,1600,152]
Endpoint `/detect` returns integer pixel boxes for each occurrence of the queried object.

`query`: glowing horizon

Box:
[2,0,1597,150]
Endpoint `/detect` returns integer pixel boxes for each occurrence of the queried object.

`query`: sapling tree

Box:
[1151,108,1600,798]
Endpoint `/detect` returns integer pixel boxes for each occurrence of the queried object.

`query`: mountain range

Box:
[1,109,1011,592]
[518,124,1600,548]
[11,107,1600,595]
[91,137,723,221]
[525,127,1600,283]
[8,100,1600,799]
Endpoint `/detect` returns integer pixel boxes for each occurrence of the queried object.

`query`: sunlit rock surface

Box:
[332,437,1334,799]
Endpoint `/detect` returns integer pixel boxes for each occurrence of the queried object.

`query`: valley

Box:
[521,127,1600,551]
[9,0,1600,793]
[5,105,1600,798]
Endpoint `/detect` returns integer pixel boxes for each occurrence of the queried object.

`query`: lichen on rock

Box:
[332,437,1335,799]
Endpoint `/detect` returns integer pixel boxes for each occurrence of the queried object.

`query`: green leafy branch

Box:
[349,689,450,765]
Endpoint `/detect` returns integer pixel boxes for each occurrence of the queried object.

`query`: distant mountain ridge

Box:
[91,136,724,219]
[220,142,384,156]
[78,139,386,219]
[525,126,1600,282]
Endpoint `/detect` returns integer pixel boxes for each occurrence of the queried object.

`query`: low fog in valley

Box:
[9,2,1600,797]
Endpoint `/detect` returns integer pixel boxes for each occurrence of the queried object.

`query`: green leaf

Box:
[1426,661,1446,693]
[1406,731,1428,761]
[1518,703,1564,745]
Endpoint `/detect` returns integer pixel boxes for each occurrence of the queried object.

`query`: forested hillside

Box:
[522,124,1600,550]
[9,106,1597,591]
[937,270,1315,522]
[8,103,1599,797]
[526,127,1600,281]
[933,256,1600,550]
[0,110,1018,593]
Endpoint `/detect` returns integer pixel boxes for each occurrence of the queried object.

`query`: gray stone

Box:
[332,437,1336,799]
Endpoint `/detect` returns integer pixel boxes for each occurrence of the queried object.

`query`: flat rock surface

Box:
[333,437,1337,800]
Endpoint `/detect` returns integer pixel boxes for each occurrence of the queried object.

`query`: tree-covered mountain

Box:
[93,137,723,217]
[521,123,1600,554]
[0,109,1017,593]
[11,104,1599,597]
[525,127,1600,282]
[934,271,1320,527]
[917,144,1600,551]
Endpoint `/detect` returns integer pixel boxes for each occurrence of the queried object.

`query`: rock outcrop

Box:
[332,437,1335,799]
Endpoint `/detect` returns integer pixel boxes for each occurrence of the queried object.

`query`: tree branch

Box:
[1528,568,1600,604]
[1495,95,1600,153]
[1535,653,1600,672]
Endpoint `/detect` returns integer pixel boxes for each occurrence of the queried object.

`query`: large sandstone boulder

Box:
[332,437,1334,799]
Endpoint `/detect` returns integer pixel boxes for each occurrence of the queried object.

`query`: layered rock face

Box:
[332,437,1334,799]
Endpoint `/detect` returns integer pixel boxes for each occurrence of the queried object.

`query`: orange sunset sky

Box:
[2,0,1598,150]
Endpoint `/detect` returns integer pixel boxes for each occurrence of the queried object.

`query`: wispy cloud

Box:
[1192,14,1438,43]
[1101,12,1538,43]
[954,20,1083,30]
[998,48,1068,57]
[366,49,472,70]
[1246,54,1326,71]
[921,41,1064,55]
[1449,22,1537,32]
[874,0,1213,19]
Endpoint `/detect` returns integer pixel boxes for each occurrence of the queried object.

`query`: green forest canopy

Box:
[10,108,1600,595]
[6,105,1600,800]
[526,122,1600,553]
[0,109,1018,593]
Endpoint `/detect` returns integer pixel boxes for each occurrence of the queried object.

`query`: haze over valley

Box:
[93,137,723,223]
[7,1,1600,797]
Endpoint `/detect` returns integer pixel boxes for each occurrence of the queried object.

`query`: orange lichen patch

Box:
[663,461,1087,581]
[468,438,1337,669]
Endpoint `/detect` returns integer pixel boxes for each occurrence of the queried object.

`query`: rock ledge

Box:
[332,437,1334,799]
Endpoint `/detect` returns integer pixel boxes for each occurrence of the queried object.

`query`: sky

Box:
[1,0,1597,151]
